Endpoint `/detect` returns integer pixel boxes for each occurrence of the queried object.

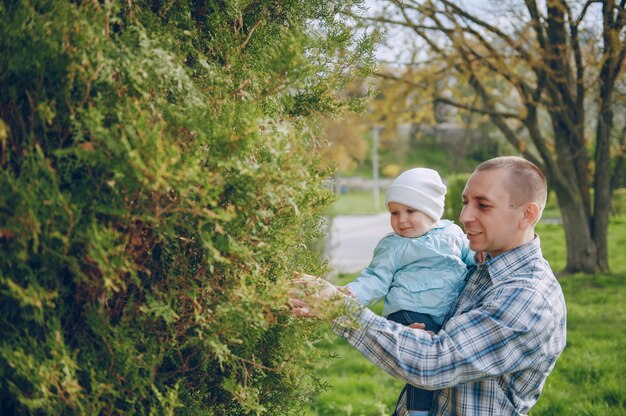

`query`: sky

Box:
[362,0,499,64]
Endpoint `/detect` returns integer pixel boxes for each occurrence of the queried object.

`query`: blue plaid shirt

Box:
[333,237,566,415]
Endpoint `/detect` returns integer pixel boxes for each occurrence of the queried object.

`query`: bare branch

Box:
[452,21,535,104]
[373,71,433,88]
[610,122,626,190]
[616,43,626,80]
[239,9,265,52]
[614,0,626,28]
[564,2,585,123]
[574,0,599,26]
[434,97,520,119]
[388,1,450,60]
[522,103,561,181]
[376,58,439,67]
[439,0,535,62]
[345,11,450,33]
[525,0,547,50]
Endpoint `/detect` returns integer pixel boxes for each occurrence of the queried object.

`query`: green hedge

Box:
[0,1,373,414]
[444,173,470,226]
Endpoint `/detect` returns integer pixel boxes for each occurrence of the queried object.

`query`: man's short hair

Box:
[475,156,548,211]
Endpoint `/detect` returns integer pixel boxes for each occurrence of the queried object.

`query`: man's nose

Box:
[459,205,472,224]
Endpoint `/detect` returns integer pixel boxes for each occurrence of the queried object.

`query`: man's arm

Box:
[333,283,558,390]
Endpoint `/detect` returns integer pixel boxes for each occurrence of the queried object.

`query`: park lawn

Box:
[306,219,626,415]
[326,189,388,216]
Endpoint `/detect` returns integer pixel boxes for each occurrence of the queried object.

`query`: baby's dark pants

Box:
[386,310,442,411]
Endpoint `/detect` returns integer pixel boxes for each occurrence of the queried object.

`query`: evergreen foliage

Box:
[0,1,373,414]
[444,173,470,227]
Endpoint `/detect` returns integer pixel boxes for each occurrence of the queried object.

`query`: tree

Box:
[0,0,373,414]
[320,113,370,173]
[366,0,626,273]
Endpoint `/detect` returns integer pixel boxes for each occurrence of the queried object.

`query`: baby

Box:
[345,168,475,416]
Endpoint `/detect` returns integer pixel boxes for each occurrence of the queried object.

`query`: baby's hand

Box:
[336,285,355,297]
[288,273,346,318]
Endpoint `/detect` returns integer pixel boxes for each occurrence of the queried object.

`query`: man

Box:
[290,156,567,415]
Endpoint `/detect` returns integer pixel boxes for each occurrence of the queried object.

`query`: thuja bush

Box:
[444,173,470,226]
[0,1,373,414]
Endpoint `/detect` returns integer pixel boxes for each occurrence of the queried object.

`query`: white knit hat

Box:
[385,168,447,221]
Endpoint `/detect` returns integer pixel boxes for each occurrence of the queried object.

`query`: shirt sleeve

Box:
[333,282,557,390]
[344,238,398,305]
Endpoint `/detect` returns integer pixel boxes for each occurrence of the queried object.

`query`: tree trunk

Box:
[593,104,612,273]
[592,0,622,273]
[555,189,599,274]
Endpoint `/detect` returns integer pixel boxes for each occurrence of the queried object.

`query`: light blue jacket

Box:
[346,220,475,325]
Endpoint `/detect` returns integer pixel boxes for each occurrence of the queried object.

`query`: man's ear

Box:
[520,202,541,229]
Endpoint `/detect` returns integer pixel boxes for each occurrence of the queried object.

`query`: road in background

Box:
[326,214,563,275]
[326,213,392,274]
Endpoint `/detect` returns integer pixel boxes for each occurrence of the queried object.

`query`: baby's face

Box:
[388,202,436,238]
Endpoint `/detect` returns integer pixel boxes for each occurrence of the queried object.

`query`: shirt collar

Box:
[482,235,543,282]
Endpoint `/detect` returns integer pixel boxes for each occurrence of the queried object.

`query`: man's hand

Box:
[288,273,347,318]
[408,322,435,337]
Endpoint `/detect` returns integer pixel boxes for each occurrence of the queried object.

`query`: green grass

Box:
[326,190,388,216]
[532,273,626,416]
[306,220,626,415]
[613,188,626,215]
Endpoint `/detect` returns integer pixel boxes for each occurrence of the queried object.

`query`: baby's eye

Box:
[461,200,468,206]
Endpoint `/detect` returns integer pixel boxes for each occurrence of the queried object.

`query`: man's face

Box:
[388,202,435,238]
[460,169,527,257]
